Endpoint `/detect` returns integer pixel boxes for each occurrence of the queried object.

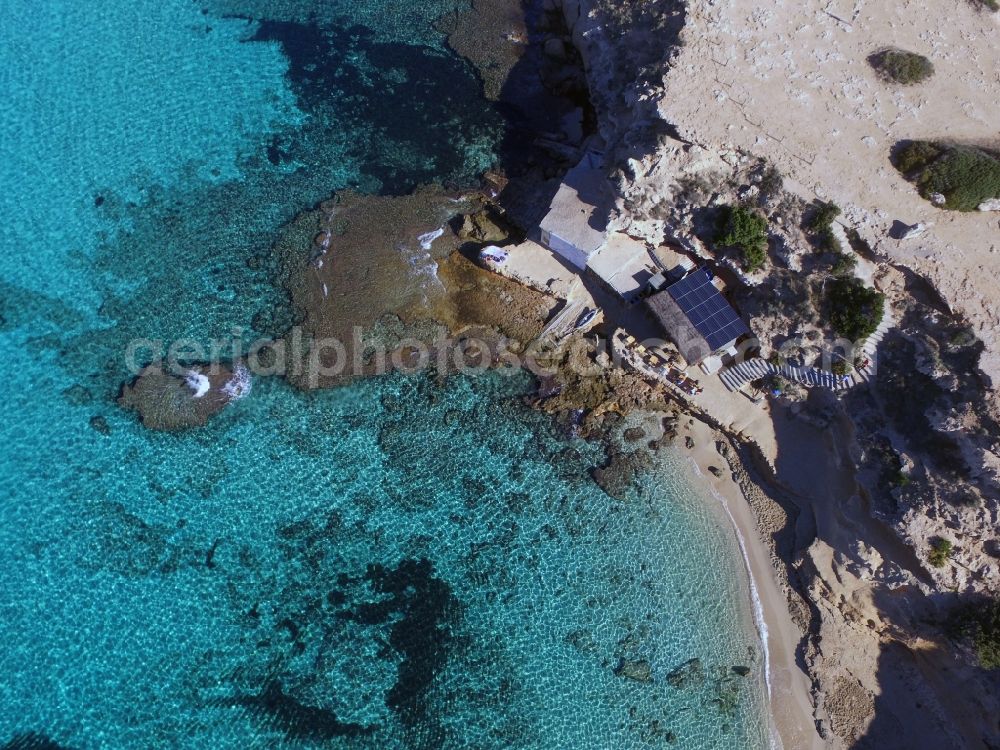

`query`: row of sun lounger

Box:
[620,333,703,396]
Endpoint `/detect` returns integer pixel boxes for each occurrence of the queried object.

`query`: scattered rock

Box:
[707,465,723,478]
[900,222,930,240]
[979,198,1000,212]
[731,665,751,677]
[615,658,653,684]
[623,426,646,442]
[684,435,695,449]
[89,415,111,436]
[666,658,704,689]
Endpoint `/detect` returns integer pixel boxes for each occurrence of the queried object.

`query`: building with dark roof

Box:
[644,267,751,364]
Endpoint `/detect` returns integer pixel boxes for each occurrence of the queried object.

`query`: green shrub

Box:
[974,603,1000,668]
[869,49,934,85]
[949,598,1000,669]
[742,243,767,272]
[831,359,852,376]
[894,141,942,174]
[759,164,784,200]
[831,252,857,277]
[928,538,953,567]
[919,145,1000,211]
[893,141,1000,210]
[806,201,841,232]
[891,470,911,487]
[827,278,885,341]
[716,205,768,272]
[804,201,842,252]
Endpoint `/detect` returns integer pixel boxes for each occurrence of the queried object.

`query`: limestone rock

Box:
[978,198,1000,212]
[900,222,929,240]
[458,210,509,244]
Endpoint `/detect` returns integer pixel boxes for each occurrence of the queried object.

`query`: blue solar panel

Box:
[666,268,750,351]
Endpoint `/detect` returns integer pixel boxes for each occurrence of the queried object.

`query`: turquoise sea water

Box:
[0,1,770,747]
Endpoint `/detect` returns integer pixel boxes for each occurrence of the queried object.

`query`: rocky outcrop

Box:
[118,362,249,431]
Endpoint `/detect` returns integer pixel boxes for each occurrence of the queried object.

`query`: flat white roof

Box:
[587,233,655,297]
[539,158,613,256]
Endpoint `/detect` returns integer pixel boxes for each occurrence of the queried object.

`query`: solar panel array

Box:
[667,268,751,351]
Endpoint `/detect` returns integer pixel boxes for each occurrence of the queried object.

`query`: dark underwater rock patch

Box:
[614,658,653,684]
[591,447,654,501]
[250,19,501,195]
[346,558,461,728]
[666,657,705,690]
[236,680,374,741]
[88,415,111,435]
[0,734,74,750]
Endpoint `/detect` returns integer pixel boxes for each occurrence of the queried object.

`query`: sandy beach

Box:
[679,416,824,750]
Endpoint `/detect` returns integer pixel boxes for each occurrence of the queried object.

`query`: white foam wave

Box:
[222,362,252,400]
[398,239,444,303]
[184,370,210,399]
[417,227,444,250]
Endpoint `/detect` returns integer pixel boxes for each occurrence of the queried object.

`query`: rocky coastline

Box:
[114,1,1000,747]
[551,0,1000,747]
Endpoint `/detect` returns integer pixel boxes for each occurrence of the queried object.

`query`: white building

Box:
[538,150,612,270]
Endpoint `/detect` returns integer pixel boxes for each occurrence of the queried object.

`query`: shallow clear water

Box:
[0,0,770,747]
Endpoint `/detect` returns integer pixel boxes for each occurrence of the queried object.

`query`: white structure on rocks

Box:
[538,150,612,270]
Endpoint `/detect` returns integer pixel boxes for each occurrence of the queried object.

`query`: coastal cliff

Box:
[557,0,1000,746]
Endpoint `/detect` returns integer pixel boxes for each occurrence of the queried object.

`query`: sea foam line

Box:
[687,457,782,750]
[417,227,444,250]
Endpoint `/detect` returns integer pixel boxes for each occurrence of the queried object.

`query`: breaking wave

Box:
[184,370,210,398]
[417,227,444,250]
[222,362,252,400]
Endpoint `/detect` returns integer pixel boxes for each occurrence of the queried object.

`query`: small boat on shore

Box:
[574,308,597,330]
